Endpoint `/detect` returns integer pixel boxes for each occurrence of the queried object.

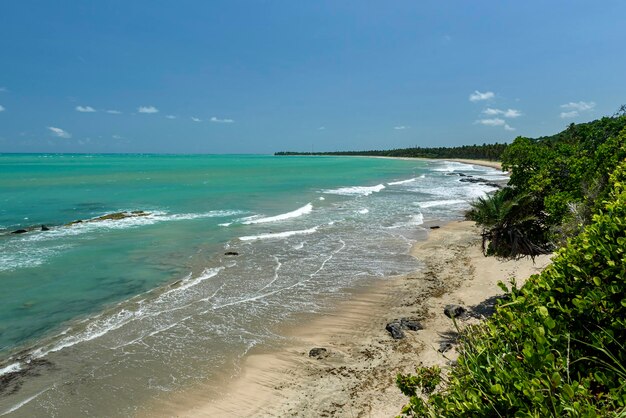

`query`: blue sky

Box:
[1,1,625,153]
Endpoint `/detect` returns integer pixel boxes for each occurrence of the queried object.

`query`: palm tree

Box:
[466,190,549,260]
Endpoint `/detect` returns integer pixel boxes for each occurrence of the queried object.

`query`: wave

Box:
[239,226,319,241]
[419,199,468,208]
[0,362,22,376]
[20,210,243,243]
[431,161,475,172]
[409,213,424,226]
[323,184,385,196]
[357,208,369,214]
[388,177,420,185]
[241,203,312,224]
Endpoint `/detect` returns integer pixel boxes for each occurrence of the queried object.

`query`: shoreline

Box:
[145,220,550,417]
[324,155,504,171]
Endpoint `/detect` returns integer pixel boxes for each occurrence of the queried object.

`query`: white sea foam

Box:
[323,184,385,196]
[239,226,319,241]
[0,362,22,376]
[409,213,424,226]
[388,177,419,185]
[33,308,140,358]
[419,199,467,208]
[241,203,312,224]
[357,208,369,214]
[432,161,475,172]
[165,267,222,294]
[0,388,49,416]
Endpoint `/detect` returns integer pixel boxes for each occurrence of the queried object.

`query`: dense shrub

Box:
[398,160,626,416]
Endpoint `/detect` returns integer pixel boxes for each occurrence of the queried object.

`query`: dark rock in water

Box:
[94,211,151,222]
[309,347,328,359]
[444,304,466,319]
[386,322,405,339]
[459,177,486,184]
[400,318,423,331]
[224,251,239,256]
[11,229,28,234]
[41,225,50,231]
[66,220,83,226]
[430,225,440,230]
[438,342,453,353]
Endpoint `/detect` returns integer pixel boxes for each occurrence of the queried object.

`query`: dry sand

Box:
[148,220,550,418]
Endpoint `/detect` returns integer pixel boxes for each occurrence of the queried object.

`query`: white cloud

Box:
[476,118,505,127]
[561,101,595,111]
[483,108,522,118]
[138,106,159,114]
[504,124,515,131]
[503,109,522,118]
[469,90,495,102]
[112,134,123,139]
[191,117,202,122]
[394,126,408,130]
[210,116,234,123]
[482,108,501,116]
[47,126,72,138]
[0,105,4,112]
[106,109,122,114]
[76,105,96,113]
[165,115,177,119]
[318,126,326,130]
[559,101,596,119]
[560,110,579,119]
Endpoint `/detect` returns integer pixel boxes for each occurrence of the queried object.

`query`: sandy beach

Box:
[145,216,551,417]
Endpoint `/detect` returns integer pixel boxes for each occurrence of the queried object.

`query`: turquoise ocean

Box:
[0,154,506,416]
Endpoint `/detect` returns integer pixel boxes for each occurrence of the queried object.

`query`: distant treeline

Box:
[275,142,508,161]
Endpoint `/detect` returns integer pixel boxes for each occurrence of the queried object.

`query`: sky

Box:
[1,1,625,154]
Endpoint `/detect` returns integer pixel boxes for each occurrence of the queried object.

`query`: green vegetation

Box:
[275,142,508,161]
[398,114,626,416]
[470,114,626,258]
[398,159,626,416]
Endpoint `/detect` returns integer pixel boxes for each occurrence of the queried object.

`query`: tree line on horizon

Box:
[398,112,626,416]
[275,142,508,161]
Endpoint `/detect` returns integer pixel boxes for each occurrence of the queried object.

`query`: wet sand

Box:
[145,219,550,417]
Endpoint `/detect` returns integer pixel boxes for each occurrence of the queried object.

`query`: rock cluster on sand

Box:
[385,317,423,339]
[443,304,466,319]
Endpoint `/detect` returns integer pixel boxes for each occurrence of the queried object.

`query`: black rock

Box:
[444,304,466,319]
[429,225,440,230]
[11,229,28,234]
[224,251,239,256]
[459,177,486,184]
[308,347,328,359]
[41,225,50,231]
[400,318,423,331]
[438,342,453,353]
[385,322,405,339]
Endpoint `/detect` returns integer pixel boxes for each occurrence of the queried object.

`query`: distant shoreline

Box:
[365,156,503,171]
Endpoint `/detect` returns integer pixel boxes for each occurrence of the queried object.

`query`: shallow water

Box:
[0,154,503,416]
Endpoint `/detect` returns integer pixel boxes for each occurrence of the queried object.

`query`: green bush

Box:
[398,160,626,417]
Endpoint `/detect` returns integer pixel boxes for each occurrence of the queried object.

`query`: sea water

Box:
[0,154,506,416]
